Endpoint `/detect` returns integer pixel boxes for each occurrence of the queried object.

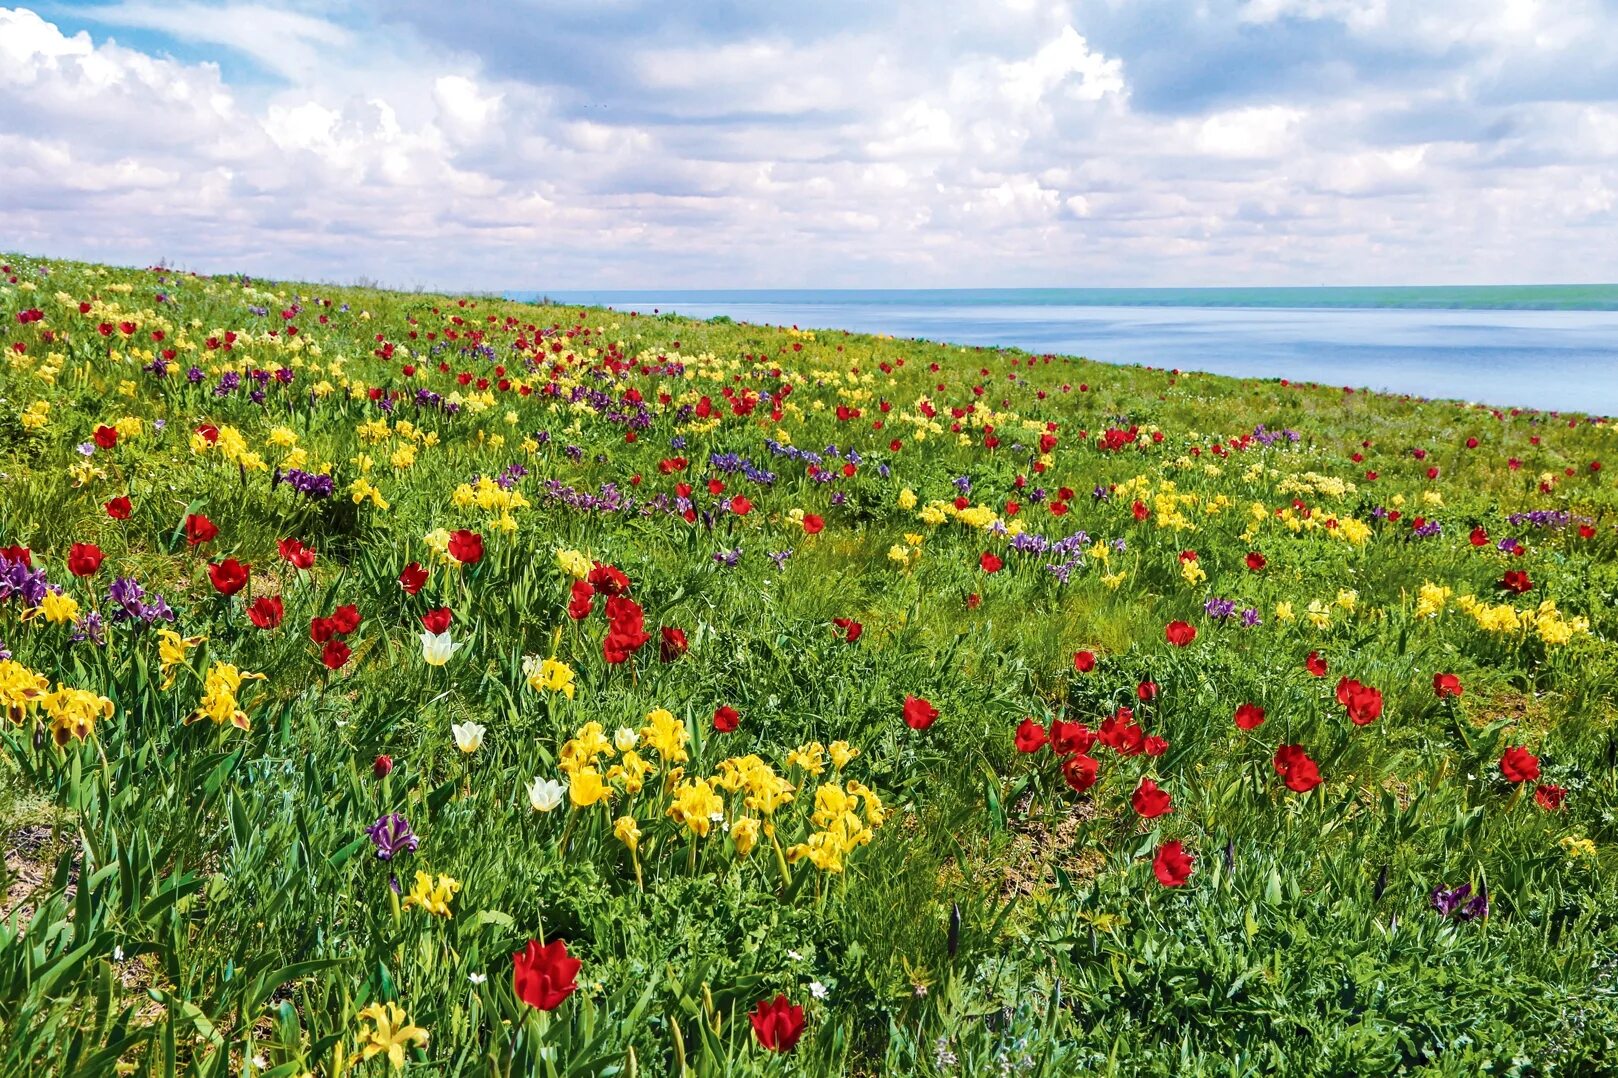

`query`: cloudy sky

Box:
[3,1,1616,289]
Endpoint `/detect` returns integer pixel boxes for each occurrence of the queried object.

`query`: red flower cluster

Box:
[312,603,363,668]
[1273,744,1322,792]
[1335,677,1383,726]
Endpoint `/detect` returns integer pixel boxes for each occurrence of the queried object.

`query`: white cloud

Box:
[1,3,1616,287]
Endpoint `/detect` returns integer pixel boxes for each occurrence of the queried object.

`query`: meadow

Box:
[0,254,1615,1076]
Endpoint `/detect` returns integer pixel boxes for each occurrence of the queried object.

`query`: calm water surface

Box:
[518,289,1618,414]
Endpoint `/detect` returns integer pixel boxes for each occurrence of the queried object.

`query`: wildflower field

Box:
[1,254,1616,1076]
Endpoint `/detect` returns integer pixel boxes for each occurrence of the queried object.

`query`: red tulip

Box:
[1245,551,1267,571]
[1500,746,1540,783]
[329,604,362,635]
[1335,677,1383,726]
[979,552,1003,573]
[1131,777,1173,818]
[184,513,218,547]
[321,639,351,670]
[659,626,688,663]
[567,579,595,620]
[802,514,824,534]
[104,495,132,520]
[1014,717,1047,753]
[1049,719,1095,756]
[93,424,118,449]
[1072,650,1096,673]
[399,562,428,594]
[902,695,938,730]
[247,595,283,629]
[1062,752,1099,791]
[420,607,453,634]
[1234,702,1266,730]
[588,563,631,597]
[1164,620,1196,647]
[1534,784,1566,811]
[1499,570,1532,594]
[1432,672,1463,698]
[1272,744,1322,792]
[731,495,752,516]
[833,617,863,642]
[1153,841,1193,887]
[1136,680,1159,702]
[1305,651,1328,677]
[513,939,581,1011]
[373,754,393,778]
[67,542,104,577]
[713,705,740,732]
[447,529,483,565]
[750,994,805,1053]
[208,558,249,596]
[278,537,316,569]
[1098,709,1144,755]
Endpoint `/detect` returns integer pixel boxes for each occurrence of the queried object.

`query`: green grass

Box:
[0,253,1614,1075]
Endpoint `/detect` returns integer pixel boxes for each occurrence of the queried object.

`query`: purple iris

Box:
[1430,883,1488,921]
[366,814,419,861]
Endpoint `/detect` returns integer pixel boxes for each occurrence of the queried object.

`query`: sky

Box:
[3,1,1617,290]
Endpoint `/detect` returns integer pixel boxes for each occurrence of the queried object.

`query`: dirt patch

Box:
[1468,689,1557,733]
[999,794,1105,899]
[2,824,77,931]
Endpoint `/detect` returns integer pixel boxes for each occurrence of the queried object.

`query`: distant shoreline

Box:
[513,284,1618,313]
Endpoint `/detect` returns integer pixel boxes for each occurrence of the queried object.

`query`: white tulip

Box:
[613,726,639,751]
[421,630,462,666]
[527,776,565,812]
[451,720,485,753]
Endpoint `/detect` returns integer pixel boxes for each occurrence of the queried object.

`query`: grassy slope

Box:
[0,254,1615,1076]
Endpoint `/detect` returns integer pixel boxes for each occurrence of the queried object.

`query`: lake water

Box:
[515,288,1618,415]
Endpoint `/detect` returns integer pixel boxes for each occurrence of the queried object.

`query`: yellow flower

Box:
[828,740,858,770]
[522,656,576,700]
[560,721,613,773]
[402,871,459,917]
[1415,582,1451,619]
[0,659,49,724]
[186,662,266,731]
[556,548,591,579]
[156,630,206,690]
[640,708,689,764]
[731,817,760,858]
[898,487,918,510]
[1335,588,1358,612]
[1561,835,1597,860]
[668,777,723,837]
[786,742,826,776]
[606,749,655,794]
[39,685,114,746]
[613,815,641,853]
[569,767,611,807]
[1274,601,1295,623]
[36,590,80,625]
[355,1002,429,1070]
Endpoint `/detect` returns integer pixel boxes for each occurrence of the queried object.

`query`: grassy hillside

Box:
[1,254,1615,1076]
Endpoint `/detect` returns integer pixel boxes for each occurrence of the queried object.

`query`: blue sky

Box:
[3,1,1616,288]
